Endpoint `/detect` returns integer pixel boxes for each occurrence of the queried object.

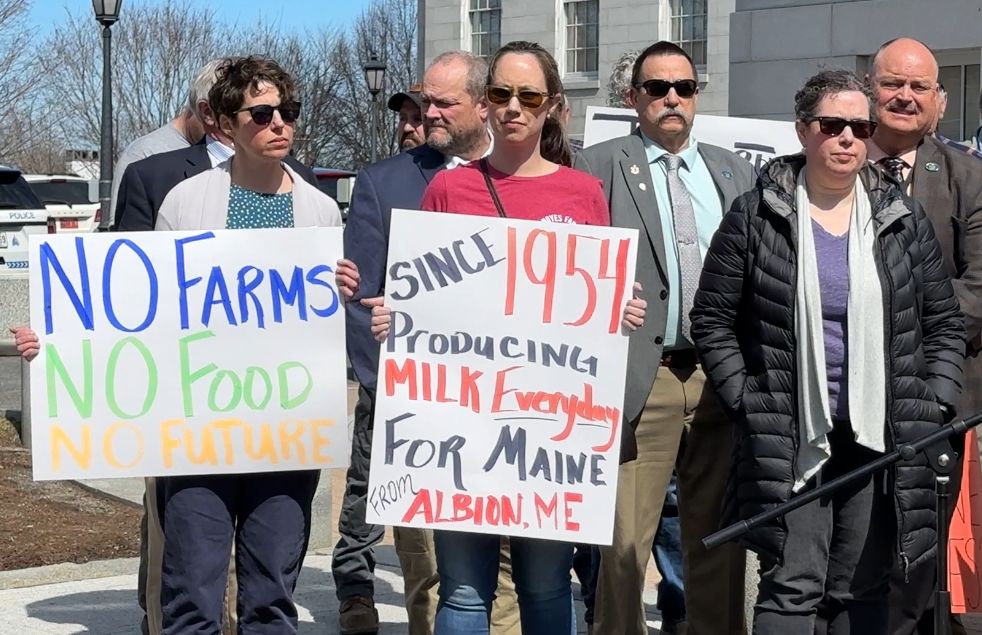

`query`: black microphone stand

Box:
[703,411,982,635]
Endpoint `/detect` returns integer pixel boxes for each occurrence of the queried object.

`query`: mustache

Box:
[886,100,917,114]
[655,108,692,124]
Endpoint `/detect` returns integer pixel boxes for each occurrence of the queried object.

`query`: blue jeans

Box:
[653,473,685,623]
[434,531,573,634]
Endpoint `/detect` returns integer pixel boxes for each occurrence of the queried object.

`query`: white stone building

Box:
[419,0,736,142]
[729,0,982,142]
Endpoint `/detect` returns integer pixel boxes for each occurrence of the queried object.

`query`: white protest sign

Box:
[583,106,801,172]
[366,209,638,544]
[29,228,350,480]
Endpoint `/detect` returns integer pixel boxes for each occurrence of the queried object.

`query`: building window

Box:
[939,64,981,141]
[469,0,501,59]
[564,0,599,76]
[670,0,707,68]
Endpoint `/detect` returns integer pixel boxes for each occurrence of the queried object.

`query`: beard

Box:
[427,123,486,157]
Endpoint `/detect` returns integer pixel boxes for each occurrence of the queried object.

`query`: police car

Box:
[0,166,49,276]
[23,173,101,233]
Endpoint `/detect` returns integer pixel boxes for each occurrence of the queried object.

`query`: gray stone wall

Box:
[422,0,735,141]
[729,0,982,118]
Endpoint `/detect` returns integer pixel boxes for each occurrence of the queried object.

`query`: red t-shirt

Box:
[420,162,610,226]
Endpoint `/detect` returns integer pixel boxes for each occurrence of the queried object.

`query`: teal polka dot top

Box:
[226,184,295,229]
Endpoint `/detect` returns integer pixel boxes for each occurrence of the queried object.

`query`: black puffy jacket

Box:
[690,154,965,571]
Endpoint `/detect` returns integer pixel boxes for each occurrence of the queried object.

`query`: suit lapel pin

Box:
[722,170,733,179]
[630,164,640,175]
[925,162,940,172]
[639,182,647,191]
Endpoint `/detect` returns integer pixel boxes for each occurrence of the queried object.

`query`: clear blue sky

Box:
[29,0,375,36]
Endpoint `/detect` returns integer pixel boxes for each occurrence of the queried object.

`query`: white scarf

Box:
[793,168,887,491]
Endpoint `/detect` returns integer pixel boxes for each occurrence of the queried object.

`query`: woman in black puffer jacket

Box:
[690,69,964,634]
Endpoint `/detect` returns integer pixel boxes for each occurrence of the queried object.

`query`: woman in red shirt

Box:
[373,41,645,635]
[420,45,607,225]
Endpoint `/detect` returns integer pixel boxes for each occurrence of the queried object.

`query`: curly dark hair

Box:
[794,69,873,121]
[208,56,297,125]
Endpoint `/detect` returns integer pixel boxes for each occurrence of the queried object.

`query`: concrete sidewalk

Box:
[0,547,672,634]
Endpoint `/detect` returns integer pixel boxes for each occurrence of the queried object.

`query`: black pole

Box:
[98,23,113,230]
[936,473,953,632]
[370,94,378,165]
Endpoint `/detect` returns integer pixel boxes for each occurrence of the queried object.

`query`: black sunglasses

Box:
[803,116,877,139]
[485,85,552,108]
[634,79,698,99]
[235,101,302,126]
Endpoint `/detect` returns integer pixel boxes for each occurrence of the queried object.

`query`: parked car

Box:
[23,174,101,233]
[312,167,356,220]
[0,166,49,276]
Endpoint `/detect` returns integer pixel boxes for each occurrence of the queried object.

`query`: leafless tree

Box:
[13,0,417,173]
[33,0,223,161]
[328,0,419,168]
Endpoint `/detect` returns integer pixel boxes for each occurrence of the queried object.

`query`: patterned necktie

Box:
[878,156,908,185]
[660,153,701,343]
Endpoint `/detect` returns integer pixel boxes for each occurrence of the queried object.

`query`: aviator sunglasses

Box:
[803,116,877,139]
[634,79,698,98]
[234,101,302,125]
[485,85,552,108]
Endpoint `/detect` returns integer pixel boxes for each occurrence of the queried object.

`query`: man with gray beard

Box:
[338,50,518,635]
[574,41,752,635]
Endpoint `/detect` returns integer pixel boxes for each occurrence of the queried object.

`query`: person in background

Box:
[864,37,982,635]
[388,84,426,151]
[154,56,358,635]
[691,68,965,634]
[106,60,214,229]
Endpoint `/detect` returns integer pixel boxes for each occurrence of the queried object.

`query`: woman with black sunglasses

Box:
[689,69,964,633]
[154,56,359,635]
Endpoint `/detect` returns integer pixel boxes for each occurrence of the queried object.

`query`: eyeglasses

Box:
[634,79,698,99]
[234,101,302,125]
[803,116,877,139]
[485,85,552,108]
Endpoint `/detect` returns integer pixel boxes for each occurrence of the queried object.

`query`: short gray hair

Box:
[429,50,488,102]
[188,59,230,120]
[607,49,639,107]
[794,69,873,121]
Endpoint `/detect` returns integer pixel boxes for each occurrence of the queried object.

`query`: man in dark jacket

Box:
[865,37,982,635]
[573,41,753,635]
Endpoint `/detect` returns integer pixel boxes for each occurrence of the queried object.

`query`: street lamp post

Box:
[363,54,387,164]
[92,0,122,230]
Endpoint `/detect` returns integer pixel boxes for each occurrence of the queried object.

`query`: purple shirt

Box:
[813,219,849,419]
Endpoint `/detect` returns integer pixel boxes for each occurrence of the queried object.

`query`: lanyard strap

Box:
[479,159,508,218]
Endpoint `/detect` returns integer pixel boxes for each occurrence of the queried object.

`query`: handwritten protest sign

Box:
[28,228,349,481]
[950,429,982,613]
[365,209,638,544]
[583,106,801,173]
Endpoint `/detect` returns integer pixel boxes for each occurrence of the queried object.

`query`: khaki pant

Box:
[393,526,520,635]
[593,365,746,635]
[142,477,237,635]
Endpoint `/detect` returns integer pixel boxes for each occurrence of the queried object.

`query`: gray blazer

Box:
[574,131,753,461]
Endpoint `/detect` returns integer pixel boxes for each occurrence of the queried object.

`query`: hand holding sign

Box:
[9,326,39,361]
[622,283,646,331]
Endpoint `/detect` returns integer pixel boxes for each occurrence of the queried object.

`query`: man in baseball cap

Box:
[387,83,425,151]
